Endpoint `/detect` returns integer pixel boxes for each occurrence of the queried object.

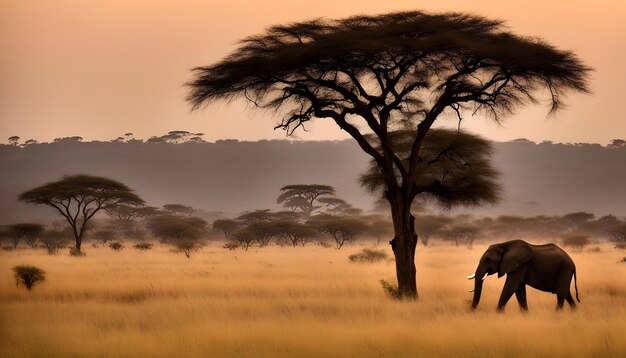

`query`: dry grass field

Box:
[1,241,625,357]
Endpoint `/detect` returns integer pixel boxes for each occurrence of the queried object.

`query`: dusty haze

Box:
[1,139,625,225]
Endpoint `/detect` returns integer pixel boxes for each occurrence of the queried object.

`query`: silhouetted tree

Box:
[413,215,453,246]
[317,197,362,216]
[5,223,44,248]
[230,227,257,250]
[187,11,591,297]
[147,214,207,258]
[437,223,481,248]
[93,228,116,246]
[608,139,626,148]
[147,131,205,144]
[163,204,195,216]
[172,239,203,258]
[270,220,316,247]
[19,175,144,255]
[8,136,20,146]
[309,215,368,249]
[53,136,82,143]
[236,209,273,224]
[39,229,69,254]
[277,185,336,214]
[106,204,157,222]
[212,219,240,240]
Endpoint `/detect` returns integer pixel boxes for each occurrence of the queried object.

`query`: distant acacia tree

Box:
[5,223,44,248]
[19,175,144,255]
[106,204,158,222]
[246,221,279,247]
[212,219,240,240]
[437,223,481,248]
[317,197,362,216]
[230,227,257,251]
[147,131,205,144]
[187,11,590,298]
[8,136,20,146]
[39,229,69,254]
[277,185,336,214]
[163,204,195,216]
[93,228,116,247]
[236,209,273,224]
[148,214,207,258]
[413,215,453,246]
[53,136,82,143]
[309,215,368,249]
[270,221,316,247]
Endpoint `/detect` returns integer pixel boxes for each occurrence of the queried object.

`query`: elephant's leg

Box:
[556,296,565,310]
[566,292,577,310]
[497,272,523,312]
[515,284,528,311]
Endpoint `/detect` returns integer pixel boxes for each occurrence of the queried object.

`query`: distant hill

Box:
[0,139,624,224]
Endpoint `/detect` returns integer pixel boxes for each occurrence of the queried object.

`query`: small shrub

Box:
[317,240,332,248]
[349,248,388,263]
[12,265,46,291]
[615,243,626,250]
[223,242,239,250]
[620,257,626,264]
[379,279,401,299]
[133,242,153,251]
[171,239,203,258]
[109,242,124,251]
[2,246,14,251]
[588,246,602,253]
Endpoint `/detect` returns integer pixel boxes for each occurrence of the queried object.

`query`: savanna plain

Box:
[1,241,625,358]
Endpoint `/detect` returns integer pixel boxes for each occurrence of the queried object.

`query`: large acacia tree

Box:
[186,11,591,298]
[19,175,144,254]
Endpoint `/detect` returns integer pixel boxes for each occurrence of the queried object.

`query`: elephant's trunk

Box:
[470,265,488,310]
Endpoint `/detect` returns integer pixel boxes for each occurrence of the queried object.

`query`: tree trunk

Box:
[389,198,418,299]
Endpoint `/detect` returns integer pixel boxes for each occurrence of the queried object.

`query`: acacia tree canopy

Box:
[19,175,144,254]
[360,128,501,209]
[277,185,335,214]
[187,10,591,298]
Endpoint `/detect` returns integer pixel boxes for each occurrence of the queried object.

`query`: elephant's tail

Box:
[574,268,581,303]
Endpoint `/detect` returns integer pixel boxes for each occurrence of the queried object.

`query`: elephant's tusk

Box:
[467,274,476,280]
[482,273,488,281]
[468,289,474,292]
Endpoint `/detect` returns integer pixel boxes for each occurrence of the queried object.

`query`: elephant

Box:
[468,240,580,311]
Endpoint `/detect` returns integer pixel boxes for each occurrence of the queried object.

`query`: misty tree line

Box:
[3,180,626,257]
[5,134,626,149]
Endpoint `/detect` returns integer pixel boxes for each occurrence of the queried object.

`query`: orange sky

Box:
[1,0,624,144]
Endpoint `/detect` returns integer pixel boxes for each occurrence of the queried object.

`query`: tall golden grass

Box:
[1,241,625,357]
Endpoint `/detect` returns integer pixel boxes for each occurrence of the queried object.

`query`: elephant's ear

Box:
[498,241,532,277]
